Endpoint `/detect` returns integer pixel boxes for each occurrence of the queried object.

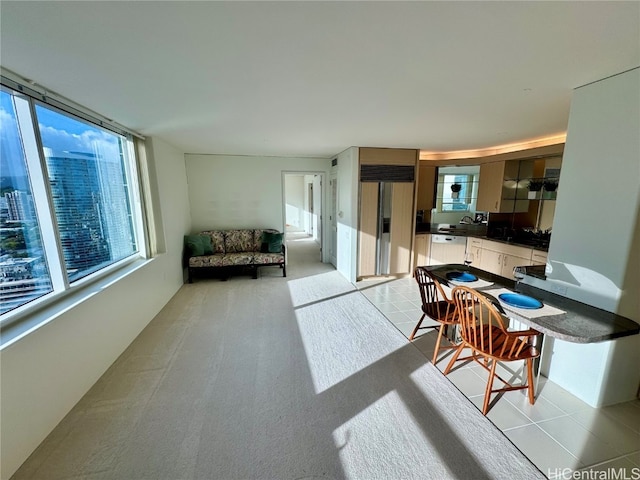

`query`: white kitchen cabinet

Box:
[531,251,548,266]
[501,252,532,279]
[478,247,503,275]
[480,239,533,279]
[466,237,483,267]
[413,234,430,271]
[424,235,548,279]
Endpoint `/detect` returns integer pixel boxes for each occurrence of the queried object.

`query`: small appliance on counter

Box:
[415,209,431,233]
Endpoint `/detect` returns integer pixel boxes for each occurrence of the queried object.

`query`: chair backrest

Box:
[451,286,511,356]
[414,267,455,321]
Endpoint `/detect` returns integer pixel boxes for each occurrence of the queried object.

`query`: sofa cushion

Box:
[200,231,225,254]
[253,252,285,265]
[185,235,214,256]
[261,231,284,253]
[225,230,254,253]
[189,254,225,268]
[222,252,254,266]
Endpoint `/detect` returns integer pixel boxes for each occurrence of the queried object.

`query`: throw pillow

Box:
[262,232,283,253]
[185,235,205,256]
[199,235,214,255]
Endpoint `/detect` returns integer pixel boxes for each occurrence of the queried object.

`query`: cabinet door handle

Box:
[503,256,507,267]
[498,254,502,265]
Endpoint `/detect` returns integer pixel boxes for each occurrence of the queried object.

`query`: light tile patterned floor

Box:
[358,276,640,479]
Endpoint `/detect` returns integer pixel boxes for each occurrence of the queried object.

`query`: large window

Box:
[0,90,53,314]
[0,86,142,318]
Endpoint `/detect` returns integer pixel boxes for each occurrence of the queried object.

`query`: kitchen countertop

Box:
[415,226,549,252]
[426,264,640,343]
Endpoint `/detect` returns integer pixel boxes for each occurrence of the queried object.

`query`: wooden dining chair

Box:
[411,267,460,365]
[443,285,541,415]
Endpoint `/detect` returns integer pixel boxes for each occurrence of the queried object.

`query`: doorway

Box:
[283,172,324,263]
[307,182,314,238]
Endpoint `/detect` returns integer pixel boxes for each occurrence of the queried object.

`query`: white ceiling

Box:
[1,1,638,159]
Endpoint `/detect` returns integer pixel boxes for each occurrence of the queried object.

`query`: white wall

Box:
[548,68,639,315]
[184,153,331,239]
[540,68,640,406]
[284,175,305,231]
[0,137,191,479]
[335,147,359,283]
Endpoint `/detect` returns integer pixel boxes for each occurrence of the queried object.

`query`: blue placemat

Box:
[446,271,478,282]
[498,293,543,309]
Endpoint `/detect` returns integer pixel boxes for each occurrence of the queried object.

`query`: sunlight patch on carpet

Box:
[287,271,357,308]
[293,281,412,394]
[332,390,453,479]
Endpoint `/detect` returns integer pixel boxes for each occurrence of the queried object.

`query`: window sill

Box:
[0,257,154,350]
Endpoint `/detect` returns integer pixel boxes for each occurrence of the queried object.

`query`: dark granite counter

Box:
[475,235,549,252]
[426,264,640,344]
[415,227,549,252]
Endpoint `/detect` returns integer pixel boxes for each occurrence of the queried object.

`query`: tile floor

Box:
[357,276,640,479]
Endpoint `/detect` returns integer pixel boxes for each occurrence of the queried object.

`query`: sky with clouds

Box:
[1,90,122,191]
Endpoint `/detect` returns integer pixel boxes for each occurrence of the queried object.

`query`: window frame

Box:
[436,173,479,213]
[0,79,149,328]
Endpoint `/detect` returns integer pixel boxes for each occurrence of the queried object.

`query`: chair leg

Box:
[483,360,498,415]
[526,358,536,405]
[408,314,426,341]
[432,325,446,365]
[443,343,465,375]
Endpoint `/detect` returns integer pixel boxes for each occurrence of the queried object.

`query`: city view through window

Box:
[0,89,139,316]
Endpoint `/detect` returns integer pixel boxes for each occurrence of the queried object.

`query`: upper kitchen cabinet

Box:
[360,147,418,166]
[476,161,505,212]
[416,163,436,212]
[476,160,533,213]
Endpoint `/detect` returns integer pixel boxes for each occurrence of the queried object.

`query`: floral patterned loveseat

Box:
[185,229,286,282]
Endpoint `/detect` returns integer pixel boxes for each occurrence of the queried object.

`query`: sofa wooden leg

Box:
[252,266,258,279]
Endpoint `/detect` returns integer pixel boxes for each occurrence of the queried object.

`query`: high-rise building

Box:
[44,148,135,280]
[5,190,35,222]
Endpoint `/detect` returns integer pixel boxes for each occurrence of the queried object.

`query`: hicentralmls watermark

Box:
[548,467,640,480]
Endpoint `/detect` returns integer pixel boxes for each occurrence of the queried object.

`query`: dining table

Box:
[425,264,640,344]
[424,264,640,405]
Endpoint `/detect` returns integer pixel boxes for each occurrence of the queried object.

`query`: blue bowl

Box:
[498,293,543,309]
[446,271,478,282]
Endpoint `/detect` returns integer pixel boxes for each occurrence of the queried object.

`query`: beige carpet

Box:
[12,233,544,479]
